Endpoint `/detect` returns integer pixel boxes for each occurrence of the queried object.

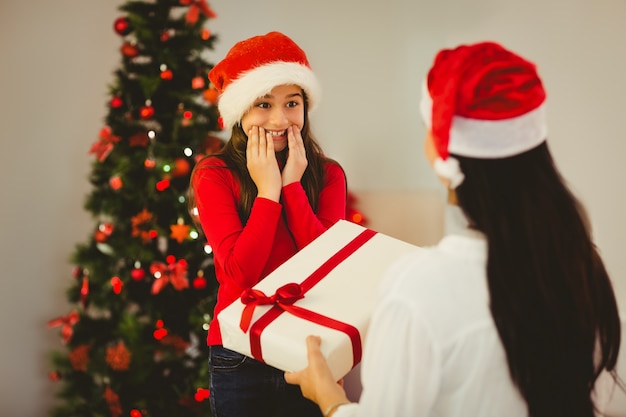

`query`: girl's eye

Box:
[286,101,300,108]
[255,102,270,109]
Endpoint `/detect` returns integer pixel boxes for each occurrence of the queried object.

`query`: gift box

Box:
[217,219,422,380]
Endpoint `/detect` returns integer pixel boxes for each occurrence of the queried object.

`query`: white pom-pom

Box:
[434,156,465,189]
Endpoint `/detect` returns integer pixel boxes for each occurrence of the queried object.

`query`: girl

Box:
[285,41,622,417]
[190,32,346,417]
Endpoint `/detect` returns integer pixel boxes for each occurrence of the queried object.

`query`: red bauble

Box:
[109,175,123,190]
[203,88,218,104]
[144,158,156,169]
[140,105,155,120]
[131,268,146,281]
[94,230,108,243]
[110,276,123,294]
[120,42,139,58]
[110,96,123,109]
[113,17,132,36]
[191,76,205,89]
[160,69,173,80]
[172,158,191,177]
[192,276,207,290]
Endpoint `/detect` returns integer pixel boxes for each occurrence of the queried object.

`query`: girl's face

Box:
[241,84,305,152]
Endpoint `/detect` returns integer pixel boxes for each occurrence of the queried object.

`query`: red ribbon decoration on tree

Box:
[150,259,189,294]
[47,310,80,344]
[240,228,377,369]
[89,126,121,162]
[181,0,217,25]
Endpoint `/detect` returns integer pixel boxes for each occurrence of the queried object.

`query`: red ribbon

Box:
[240,228,377,368]
[47,310,80,344]
[182,0,217,25]
[150,260,189,294]
[89,126,121,162]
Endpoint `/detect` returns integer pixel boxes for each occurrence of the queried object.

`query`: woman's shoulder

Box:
[382,234,488,297]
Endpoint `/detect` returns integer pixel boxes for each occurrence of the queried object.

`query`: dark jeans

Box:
[209,345,322,417]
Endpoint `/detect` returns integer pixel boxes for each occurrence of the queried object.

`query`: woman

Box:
[285,41,622,417]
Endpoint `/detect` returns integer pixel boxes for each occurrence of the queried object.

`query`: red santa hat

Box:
[420,41,548,188]
[209,31,321,131]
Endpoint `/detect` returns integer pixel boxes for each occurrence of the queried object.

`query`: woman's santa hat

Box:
[420,41,548,188]
[209,31,321,131]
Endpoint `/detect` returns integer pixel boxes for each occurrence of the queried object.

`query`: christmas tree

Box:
[46,1,222,416]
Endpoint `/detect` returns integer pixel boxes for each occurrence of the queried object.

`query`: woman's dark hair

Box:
[190,91,337,223]
[453,141,621,417]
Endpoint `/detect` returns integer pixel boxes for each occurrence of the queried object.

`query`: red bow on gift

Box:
[47,310,80,344]
[180,0,217,25]
[150,259,189,294]
[89,126,121,162]
[239,283,304,332]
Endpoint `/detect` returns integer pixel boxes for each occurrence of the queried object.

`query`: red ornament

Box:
[110,96,123,109]
[192,76,205,89]
[48,371,61,381]
[120,42,139,58]
[172,158,191,177]
[153,327,168,340]
[150,257,189,294]
[47,310,80,344]
[94,230,108,243]
[160,69,174,80]
[131,267,146,281]
[129,131,150,147]
[192,275,207,290]
[109,175,123,190]
[160,30,171,42]
[194,387,210,402]
[80,275,89,308]
[110,276,123,294]
[201,28,211,41]
[89,126,121,162]
[203,88,218,104]
[113,17,132,36]
[130,410,143,417]
[100,222,114,235]
[105,341,131,371]
[140,104,155,120]
[144,158,156,169]
[156,178,170,191]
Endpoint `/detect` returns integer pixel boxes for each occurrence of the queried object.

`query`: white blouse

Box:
[334,229,616,417]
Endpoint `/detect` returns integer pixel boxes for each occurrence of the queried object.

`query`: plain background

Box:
[1,1,625,416]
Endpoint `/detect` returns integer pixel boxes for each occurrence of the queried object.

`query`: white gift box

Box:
[217,219,422,381]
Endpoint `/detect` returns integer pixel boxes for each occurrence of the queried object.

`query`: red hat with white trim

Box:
[209,31,321,131]
[420,41,547,188]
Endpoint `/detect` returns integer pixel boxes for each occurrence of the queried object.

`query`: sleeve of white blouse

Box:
[333,290,442,416]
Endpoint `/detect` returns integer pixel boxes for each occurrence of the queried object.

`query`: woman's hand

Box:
[247,126,282,202]
[284,336,350,414]
[282,125,308,186]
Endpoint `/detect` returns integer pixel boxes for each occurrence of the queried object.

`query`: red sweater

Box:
[191,156,347,346]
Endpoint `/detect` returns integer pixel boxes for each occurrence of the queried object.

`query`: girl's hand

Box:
[282,125,308,186]
[284,336,350,413]
[247,126,282,202]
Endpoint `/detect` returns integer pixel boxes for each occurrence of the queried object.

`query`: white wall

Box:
[1,1,625,415]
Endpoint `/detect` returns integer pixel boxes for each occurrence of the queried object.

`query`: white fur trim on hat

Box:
[218,61,321,131]
[449,104,547,158]
[420,80,548,159]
